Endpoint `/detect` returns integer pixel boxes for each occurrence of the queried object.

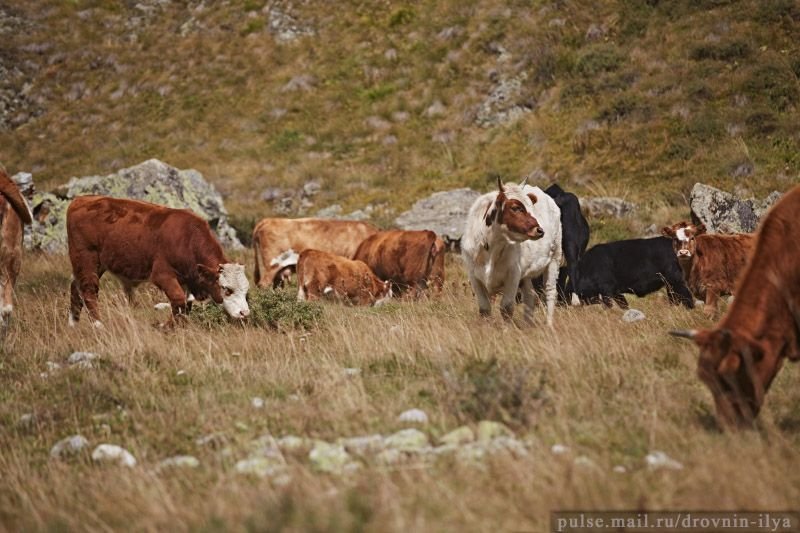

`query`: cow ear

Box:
[484,193,504,226]
[198,264,219,283]
[661,226,675,237]
[528,193,538,205]
[696,223,707,235]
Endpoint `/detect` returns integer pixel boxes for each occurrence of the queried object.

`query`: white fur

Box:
[218,263,250,318]
[270,249,299,269]
[676,228,689,242]
[461,182,563,325]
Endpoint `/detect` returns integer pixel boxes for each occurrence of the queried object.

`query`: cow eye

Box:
[223,287,234,296]
[512,205,523,212]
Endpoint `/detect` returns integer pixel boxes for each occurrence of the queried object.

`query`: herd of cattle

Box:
[0,167,797,430]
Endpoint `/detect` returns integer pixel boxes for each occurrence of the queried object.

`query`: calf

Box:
[670,185,800,429]
[67,195,249,326]
[662,222,755,317]
[252,217,378,288]
[0,169,33,331]
[353,230,445,297]
[461,178,562,325]
[296,249,392,305]
[533,184,590,304]
[574,237,693,309]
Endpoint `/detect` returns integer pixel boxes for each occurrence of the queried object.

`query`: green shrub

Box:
[756,0,800,23]
[596,95,647,123]
[190,289,323,330]
[576,44,625,76]
[689,40,751,61]
[240,18,265,36]
[742,64,799,111]
[388,7,415,28]
[745,111,779,135]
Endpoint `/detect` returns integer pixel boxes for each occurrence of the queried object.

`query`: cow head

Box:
[483,177,544,242]
[670,328,781,430]
[662,221,707,264]
[198,263,251,319]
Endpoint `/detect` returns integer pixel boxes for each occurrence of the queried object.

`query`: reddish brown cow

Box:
[353,230,445,297]
[252,217,378,288]
[296,249,392,305]
[670,185,800,429]
[662,222,755,316]
[67,196,249,326]
[0,169,33,331]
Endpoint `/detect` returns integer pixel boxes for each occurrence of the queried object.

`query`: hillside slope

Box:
[0,0,798,224]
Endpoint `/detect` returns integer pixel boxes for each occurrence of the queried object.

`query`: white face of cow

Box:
[219,263,250,318]
[373,281,393,307]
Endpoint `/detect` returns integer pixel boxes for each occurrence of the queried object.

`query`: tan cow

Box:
[67,196,249,327]
[252,217,378,288]
[296,249,392,306]
[353,230,445,297]
[0,169,33,331]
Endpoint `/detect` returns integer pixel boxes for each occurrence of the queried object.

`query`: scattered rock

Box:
[50,435,90,459]
[302,180,321,197]
[439,426,475,446]
[343,367,362,377]
[476,420,514,442]
[235,457,287,478]
[690,183,781,234]
[91,444,137,467]
[585,23,608,42]
[424,100,446,117]
[68,351,100,367]
[551,443,570,455]
[613,465,627,473]
[277,435,312,455]
[158,455,200,470]
[645,450,684,471]
[574,455,598,469]
[281,74,316,93]
[25,159,242,253]
[365,116,391,131]
[154,302,171,310]
[730,161,755,178]
[17,413,35,429]
[580,197,636,218]
[195,433,227,449]
[340,434,385,457]
[395,188,481,243]
[251,397,265,409]
[622,309,645,322]
[384,428,429,451]
[267,4,314,43]
[475,72,534,127]
[309,441,356,474]
[397,408,429,425]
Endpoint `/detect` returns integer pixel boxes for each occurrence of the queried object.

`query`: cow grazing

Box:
[0,169,33,331]
[661,222,755,317]
[533,184,590,304]
[670,185,800,429]
[296,249,392,305]
[252,217,378,288]
[461,178,562,325]
[353,230,445,297]
[574,237,694,309]
[67,196,249,326]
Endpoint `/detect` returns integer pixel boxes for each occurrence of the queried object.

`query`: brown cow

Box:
[353,229,445,297]
[67,196,249,326]
[296,249,392,306]
[670,185,800,429]
[0,169,33,331]
[252,217,378,288]
[662,221,755,316]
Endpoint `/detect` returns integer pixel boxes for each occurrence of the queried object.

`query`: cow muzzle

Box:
[527,226,544,240]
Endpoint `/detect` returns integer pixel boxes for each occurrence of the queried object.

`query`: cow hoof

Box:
[92,320,104,329]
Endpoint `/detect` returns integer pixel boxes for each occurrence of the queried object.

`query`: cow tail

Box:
[0,170,32,225]
[253,233,263,286]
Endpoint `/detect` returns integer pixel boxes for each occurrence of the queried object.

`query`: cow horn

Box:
[521,174,529,187]
[668,329,697,340]
[496,176,504,192]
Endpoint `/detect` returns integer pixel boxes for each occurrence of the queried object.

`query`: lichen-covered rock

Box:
[476,421,514,442]
[384,428,429,451]
[690,183,782,234]
[395,188,481,243]
[621,309,645,322]
[277,435,313,456]
[339,434,384,457]
[50,435,89,459]
[397,408,429,425]
[439,426,475,446]
[308,441,355,474]
[235,457,287,478]
[91,444,137,467]
[580,196,636,218]
[25,159,242,253]
[158,455,200,470]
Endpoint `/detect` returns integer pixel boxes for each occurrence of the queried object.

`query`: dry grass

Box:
[2,252,799,531]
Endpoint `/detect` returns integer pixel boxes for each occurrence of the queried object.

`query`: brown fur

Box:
[67,195,231,323]
[296,249,390,305]
[353,229,445,297]
[662,222,754,316]
[682,186,800,429]
[484,192,542,239]
[0,169,32,330]
[428,237,446,293]
[252,217,378,288]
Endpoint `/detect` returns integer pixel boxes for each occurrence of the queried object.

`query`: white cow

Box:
[461,178,563,325]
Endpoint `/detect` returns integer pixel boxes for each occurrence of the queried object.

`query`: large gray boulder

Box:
[690,183,782,234]
[394,188,481,243]
[22,159,242,253]
[579,196,636,218]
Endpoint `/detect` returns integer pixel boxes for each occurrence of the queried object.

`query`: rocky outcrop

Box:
[579,196,636,218]
[690,183,782,234]
[23,159,242,253]
[395,188,481,242]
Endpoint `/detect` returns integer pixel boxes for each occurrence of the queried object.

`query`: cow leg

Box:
[600,295,614,308]
[613,294,629,309]
[151,272,189,325]
[469,275,492,317]
[520,278,537,325]
[703,290,719,318]
[543,260,559,327]
[0,279,9,335]
[499,275,521,320]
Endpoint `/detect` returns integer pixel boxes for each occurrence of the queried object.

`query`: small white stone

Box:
[551,443,569,455]
[68,351,100,365]
[158,455,200,470]
[343,368,361,377]
[46,361,62,372]
[622,309,646,322]
[154,302,171,310]
[645,450,683,471]
[50,435,89,459]
[251,397,265,409]
[91,444,137,467]
[397,408,429,424]
[176,370,187,376]
[613,465,627,473]
[574,455,597,469]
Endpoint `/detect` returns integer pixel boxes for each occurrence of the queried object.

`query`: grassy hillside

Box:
[2,254,800,531]
[0,0,797,225]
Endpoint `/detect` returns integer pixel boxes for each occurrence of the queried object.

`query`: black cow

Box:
[532,184,590,303]
[574,236,694,309]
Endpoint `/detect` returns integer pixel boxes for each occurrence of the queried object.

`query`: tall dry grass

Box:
[1,253,799,531]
